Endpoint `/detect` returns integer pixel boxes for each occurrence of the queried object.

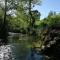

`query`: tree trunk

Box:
[2,0,8,44]
[29,0,35,28]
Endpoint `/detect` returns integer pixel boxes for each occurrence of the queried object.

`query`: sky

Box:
[0,0,60,19]
[33,0,60,19]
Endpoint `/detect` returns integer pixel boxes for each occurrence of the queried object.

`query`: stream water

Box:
[0,33,45,60]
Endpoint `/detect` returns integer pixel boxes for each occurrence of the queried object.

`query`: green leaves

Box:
[42,11,60,28]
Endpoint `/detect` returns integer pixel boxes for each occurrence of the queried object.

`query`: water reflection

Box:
[27,48,44,60]
[8,33,45,60]
[11,43,30,60]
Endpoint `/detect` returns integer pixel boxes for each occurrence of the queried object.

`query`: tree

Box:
[0,0,41,34]
[1,0,8,44]
[20,0,41,35]
[28,0,41,27]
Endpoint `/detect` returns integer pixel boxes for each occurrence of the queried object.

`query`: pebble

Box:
[0,45,12,60]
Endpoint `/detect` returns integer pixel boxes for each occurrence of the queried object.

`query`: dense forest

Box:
[0,0,60,60]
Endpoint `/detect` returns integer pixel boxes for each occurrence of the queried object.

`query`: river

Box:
[0,32,45,60]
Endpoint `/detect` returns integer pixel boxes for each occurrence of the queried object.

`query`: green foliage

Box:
[31,10,41,20]
[43,11,60,28]
[6,0,41,32]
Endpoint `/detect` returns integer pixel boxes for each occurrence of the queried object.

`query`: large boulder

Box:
[41,27,60,60]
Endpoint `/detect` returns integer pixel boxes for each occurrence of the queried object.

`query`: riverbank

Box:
[0,45,12,60]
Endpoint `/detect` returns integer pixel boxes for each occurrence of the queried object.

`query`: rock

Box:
[0,45,12,60]
[41,27,60,60]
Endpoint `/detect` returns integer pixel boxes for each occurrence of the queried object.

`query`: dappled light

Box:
[0,0,60,60]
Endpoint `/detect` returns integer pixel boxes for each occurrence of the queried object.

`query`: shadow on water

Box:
[8,33,45,60]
